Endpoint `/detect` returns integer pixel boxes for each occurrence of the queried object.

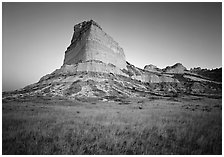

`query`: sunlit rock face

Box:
[2,20,221,100]
[144,64,161,73]
[125,62,179,83]
[63,20,127,70]
[163,63,187,74]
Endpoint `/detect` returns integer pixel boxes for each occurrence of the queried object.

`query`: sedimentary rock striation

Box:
[63,20,127,71]
[2,20,222,100]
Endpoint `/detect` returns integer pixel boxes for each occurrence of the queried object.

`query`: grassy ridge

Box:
[2,96,222,154]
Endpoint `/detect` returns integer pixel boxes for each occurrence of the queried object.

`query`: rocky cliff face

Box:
[3,20,222,100]
[163,63,187,73]
[63,20,127,71]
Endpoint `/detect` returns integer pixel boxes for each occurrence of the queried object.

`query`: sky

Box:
[2,2,222,91]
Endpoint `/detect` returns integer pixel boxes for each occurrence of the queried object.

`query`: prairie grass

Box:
[2,96,222,154]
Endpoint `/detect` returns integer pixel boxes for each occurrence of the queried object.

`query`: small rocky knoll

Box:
[163,63,187,74]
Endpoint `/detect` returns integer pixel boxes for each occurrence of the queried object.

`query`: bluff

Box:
[63,20,127,76]
[3,20,222,101]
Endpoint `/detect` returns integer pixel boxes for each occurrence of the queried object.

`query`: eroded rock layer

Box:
[2,20,222,100]
[63,20,127,70]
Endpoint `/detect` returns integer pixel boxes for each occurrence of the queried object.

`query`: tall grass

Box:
[2,97,222,154]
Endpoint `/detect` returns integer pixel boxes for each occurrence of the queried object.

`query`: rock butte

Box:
[61,20,187,82]
[63,20,127,76]
[2,20,221,99]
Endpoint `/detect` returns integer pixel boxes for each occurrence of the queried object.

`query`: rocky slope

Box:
[3,20,222,101]
[190,67,222,82]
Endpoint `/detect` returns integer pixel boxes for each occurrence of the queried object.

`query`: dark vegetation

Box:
[190,67,222,82]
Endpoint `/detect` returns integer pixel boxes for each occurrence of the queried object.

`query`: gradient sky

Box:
[2,2,222,91]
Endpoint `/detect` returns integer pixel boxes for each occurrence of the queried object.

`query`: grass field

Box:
[2,95,222,154]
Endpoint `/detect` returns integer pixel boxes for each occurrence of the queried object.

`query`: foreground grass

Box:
[2,96,222,154]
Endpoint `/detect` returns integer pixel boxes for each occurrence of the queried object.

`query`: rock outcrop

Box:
[2,20,222,100]
[144,64,161,73]
[124,62,179,83]
[163,63,187,73]
[63,20,127,71]
[190,67,222,82]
